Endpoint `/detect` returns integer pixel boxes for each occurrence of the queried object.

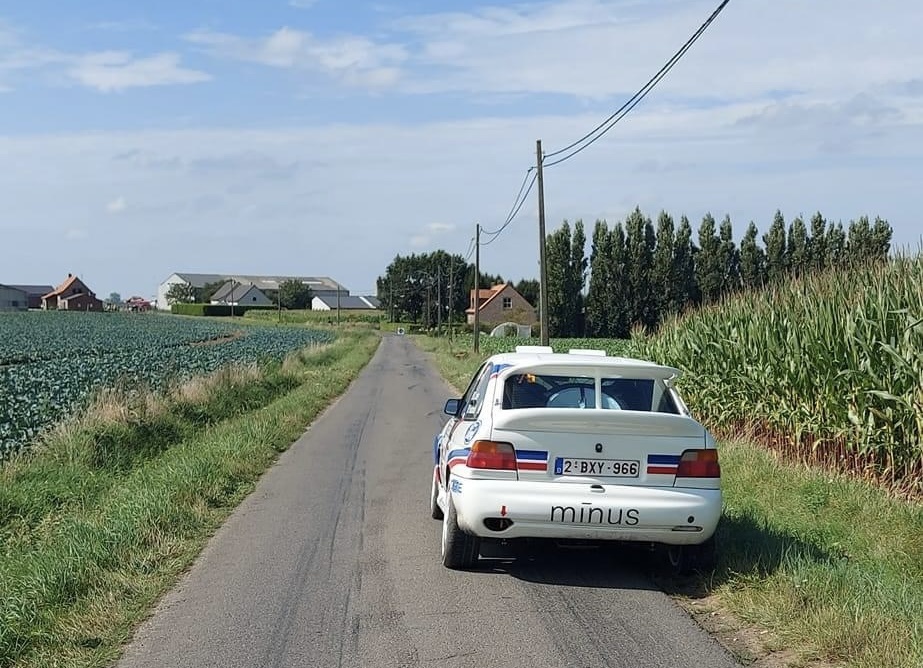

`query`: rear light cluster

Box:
[676,449,720,478]
[466,440,517,470]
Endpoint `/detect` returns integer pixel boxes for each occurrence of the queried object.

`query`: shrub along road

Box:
[117,335,738,668]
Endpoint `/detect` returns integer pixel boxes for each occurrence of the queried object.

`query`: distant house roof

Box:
[43,274,87,299]
[466,283,510,314]
[170,273,347,293]
[7,284,54,296]
[211,281,268,303]
[313,295,381,310]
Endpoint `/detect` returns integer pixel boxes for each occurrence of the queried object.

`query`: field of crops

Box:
[638,255,923,490]
[0,312,333,459]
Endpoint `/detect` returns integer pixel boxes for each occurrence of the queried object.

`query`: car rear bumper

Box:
[451,478,721,545]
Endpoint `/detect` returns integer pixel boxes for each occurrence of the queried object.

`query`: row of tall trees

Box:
[553,209,892,338]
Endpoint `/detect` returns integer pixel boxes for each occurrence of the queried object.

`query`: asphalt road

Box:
[117,335,739,668]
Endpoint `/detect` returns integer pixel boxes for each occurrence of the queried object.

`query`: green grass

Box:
[417,334,923,668]
[243,308,383,325]
[0,330,380,668]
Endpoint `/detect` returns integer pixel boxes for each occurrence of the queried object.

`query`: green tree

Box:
[695,213,723,304]
[198,280,225,303]
[718,214,739,295]
[107,292,122,305]
[739,222,765,290]
[545,222,573,337]
[870,216,893,261]
[570,220,588,336]
[514,278,539,308]
[788,216,810,276]
[586,220,612,337]
[808,212,828,270]
[609,222,631,337]
[652,211,675,323]
[672,216,698,312]
[826,222,847,268]
[625,208,657,330]
[166,282,197,305]
[278,279,313,309]
[763,210,788,282]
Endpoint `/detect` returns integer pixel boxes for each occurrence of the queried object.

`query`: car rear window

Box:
[502,373,680,413]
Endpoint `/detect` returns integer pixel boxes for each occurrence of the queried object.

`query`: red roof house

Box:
[42,274,103,312]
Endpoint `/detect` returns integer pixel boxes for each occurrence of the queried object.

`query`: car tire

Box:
[441,486,479,570]
[430,471,444,520]
[661,535,717,576]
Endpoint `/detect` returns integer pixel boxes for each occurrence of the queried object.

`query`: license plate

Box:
[554,457,639,477]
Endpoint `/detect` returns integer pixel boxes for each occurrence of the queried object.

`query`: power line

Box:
[480,172,537,247]
[543,0,732,167]
[480,167,536,238]
[463,236,477,261]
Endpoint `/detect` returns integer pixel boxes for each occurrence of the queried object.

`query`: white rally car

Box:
[430,346,721,571]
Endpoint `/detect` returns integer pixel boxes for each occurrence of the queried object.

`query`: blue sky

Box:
[1,0,921,299]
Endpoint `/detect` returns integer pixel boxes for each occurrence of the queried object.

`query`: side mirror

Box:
[444,398,461,416]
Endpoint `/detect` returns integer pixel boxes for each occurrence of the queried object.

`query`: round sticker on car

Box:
[464,421,481,443]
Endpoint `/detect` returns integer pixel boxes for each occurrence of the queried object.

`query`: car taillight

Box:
[676,449,720,478]
[466,440,517,470]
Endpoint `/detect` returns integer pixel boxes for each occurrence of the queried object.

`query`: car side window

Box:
[462,364,493,420]
[457,362,489,418]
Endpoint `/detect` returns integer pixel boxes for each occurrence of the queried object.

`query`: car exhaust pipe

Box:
[483,518,513,532]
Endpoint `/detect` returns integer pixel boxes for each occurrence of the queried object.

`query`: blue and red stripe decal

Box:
[647,454,680,475]
[516,449,548,471]
[447,448,470,470]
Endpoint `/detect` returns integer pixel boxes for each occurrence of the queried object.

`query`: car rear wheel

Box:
[430,471,444,520]
[441,485,479,570]
[661,536,717,575]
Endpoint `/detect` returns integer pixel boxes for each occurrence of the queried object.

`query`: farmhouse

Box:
[210,281,272,307]
[0,285,29,312]
[311,295,381,311]
[42,274,103,311]
[466,282,537,327]
[5,285,54,310]
[157,273,348,310]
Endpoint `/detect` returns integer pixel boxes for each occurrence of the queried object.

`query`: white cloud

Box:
[289,0,319,8]
[106,196,126,213]
[68,51,210,92]
[185,27,406,88]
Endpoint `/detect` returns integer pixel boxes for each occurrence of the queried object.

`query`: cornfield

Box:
[638,255,923,491]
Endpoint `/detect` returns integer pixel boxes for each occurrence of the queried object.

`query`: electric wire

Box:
[480,167,536,238]
[543,0,731,166]
[480,171,537,247]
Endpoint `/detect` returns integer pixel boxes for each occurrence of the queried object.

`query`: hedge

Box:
[170,304,277,317]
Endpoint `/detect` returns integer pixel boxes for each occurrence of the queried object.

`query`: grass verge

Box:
[0,330,379,668]
[416,334,923,668]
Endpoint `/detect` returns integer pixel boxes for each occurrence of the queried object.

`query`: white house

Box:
[156,272,348,310]
[311,295,381,311]
[210,281,272,307]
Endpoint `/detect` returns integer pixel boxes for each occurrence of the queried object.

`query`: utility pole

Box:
[336,285,341,326]
[436,268,442,335]
[474,223,481,353]
[448,261,454,342]
[230,280,235,318]
[536,139,549,346]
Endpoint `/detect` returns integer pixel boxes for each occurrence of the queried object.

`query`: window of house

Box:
[502,296,512,309]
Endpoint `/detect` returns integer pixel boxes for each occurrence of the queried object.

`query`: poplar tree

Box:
[586,220,612,337]
[739,221,765,289]
[652,211,676,323]
[625,208,657,330]
[788,216,810,276]
[718,214,740,294]
[609,222,631,338]
[695,213,723,304]
[808,212,828,270]
[673,216,698,311]
[763,210,788,282]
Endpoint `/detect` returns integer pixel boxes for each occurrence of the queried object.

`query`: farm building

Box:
[311,295,381,311]
[157,273,348,310]
[6,284,54,309]
[0,285,29,312]
[466,282,536,327]
[42,274,103,311]
[210,281,272,307]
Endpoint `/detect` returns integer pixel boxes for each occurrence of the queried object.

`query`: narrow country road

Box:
[117,335,739,668]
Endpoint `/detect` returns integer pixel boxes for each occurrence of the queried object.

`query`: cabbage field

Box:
[0,312,333,459]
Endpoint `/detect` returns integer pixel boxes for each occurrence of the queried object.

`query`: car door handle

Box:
[589,484,604,492]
